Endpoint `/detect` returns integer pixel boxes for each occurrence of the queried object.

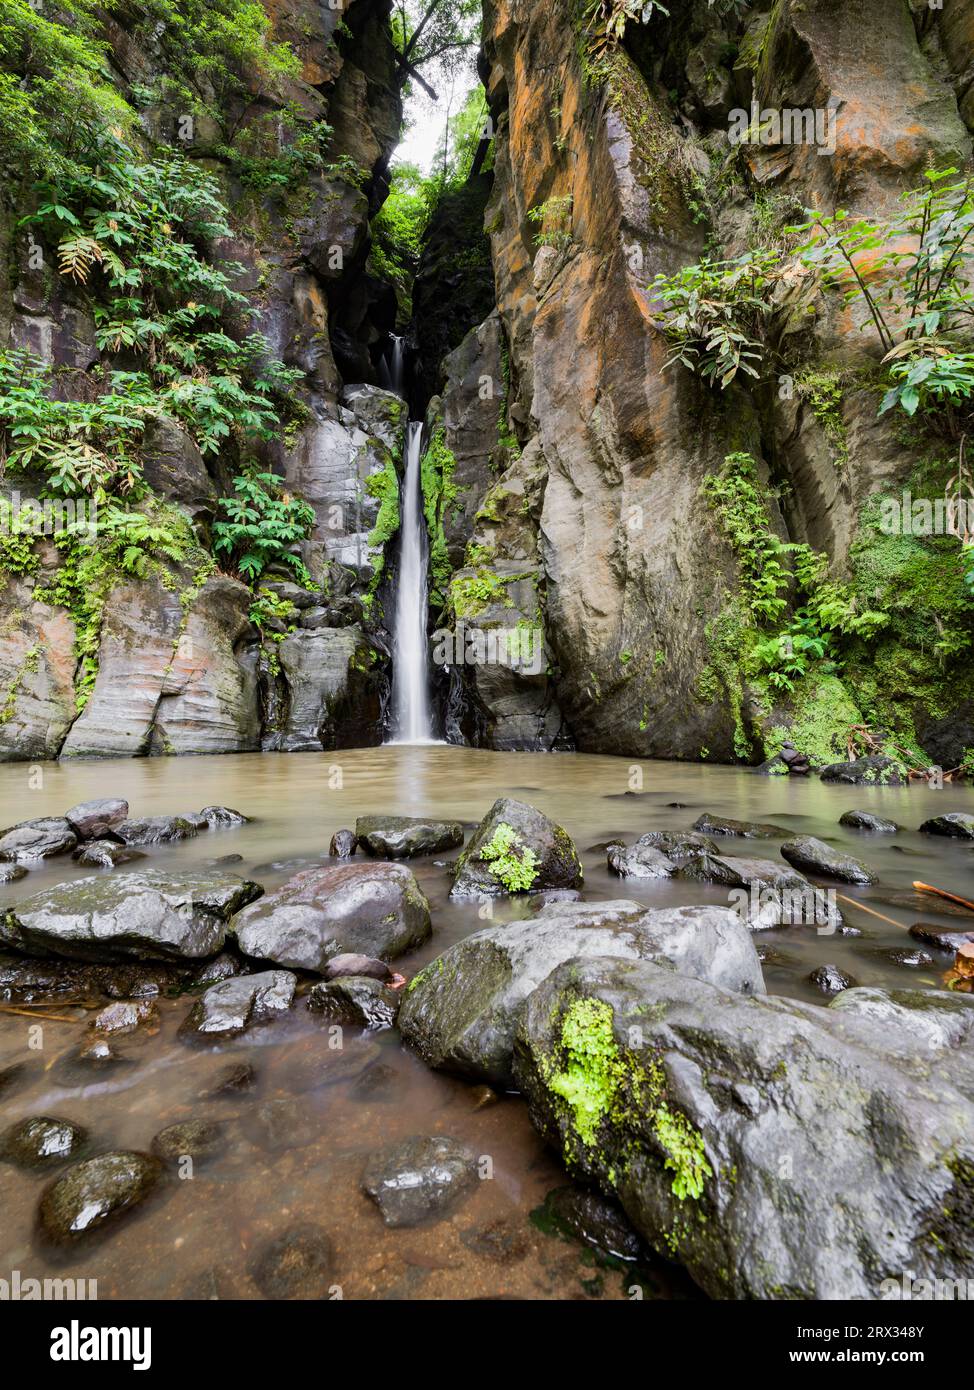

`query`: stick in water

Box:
[913,880,974,915]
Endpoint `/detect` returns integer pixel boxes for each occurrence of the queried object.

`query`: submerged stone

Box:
[0,1115,88,1169]
[180,970,296,1040]
[251,1225,334,1299]
[114,816,199,845]
[692,813,787,838]
[37,1151,163,1247]
[151,1120,227,1166]
[362,1135,478,1228]
[355,814,464,859]
[839,810,900,833]
[306,975,400,1031]
[919,813,974,840]
[780,835,877,885]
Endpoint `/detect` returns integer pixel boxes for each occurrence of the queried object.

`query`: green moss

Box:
[0,642,41,726]
[365,457,401,592]
[420,427,459,608]
[449,568,518,619]
[479,822,540,892]
[548,998,629,1148]
[653,1105,713,1203]
[796,369,849,469]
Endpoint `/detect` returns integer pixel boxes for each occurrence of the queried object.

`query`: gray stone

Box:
[0,870,261,963]
[181,970,296,1040]
[323,952,391,981]
[355,815,464,859]
[780,835,877,885]
[65,798,129,839]
[232,862,431,971]
[451,797,583,898]
[307,975,399,1030]
[38,1151,163,1247]
[514,959,974,1299]
[114,816,198,846]
[73,839,145,869]
[692,813,787,838]
[151,1120,227,1166]
[362,1135,478,1228]
[839,810,900,833]
[606,841,676,879]
[399,900,764,1087]
[0,817,77,862]
[199,806,249,828]
[920,813,974,840]
[0,1115,88,1169]
[819,757,907,786]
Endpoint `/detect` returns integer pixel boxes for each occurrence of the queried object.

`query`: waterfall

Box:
[390,421,434,743]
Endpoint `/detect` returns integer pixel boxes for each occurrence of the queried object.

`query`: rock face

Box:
[37,1151,163,1247]
[354,815,464,859]
[0,870,262,963]
[362,1136,479,1228]
[231,862,431,970]
[450,798,583,898]
[513,958,974,1299]
[399,900,764,1087]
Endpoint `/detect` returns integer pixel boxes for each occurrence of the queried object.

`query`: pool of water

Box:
[0,747,972,1299]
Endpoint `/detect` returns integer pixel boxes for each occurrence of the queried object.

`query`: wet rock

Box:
[231,862,431,971]
[190,952,246,988]
[202,1061,257,1099]
[450,798,583,898]
[819,757,907,786]
[808,964,857,996]
[839,810,900,833]
[692,814,787,839]
[514,959,974,1299]
[181,970,296,1040]
[307,976,400,1030]
[114,816,199,846]
[628,828,716,861]
[0,863,27,884]
[0,817,77,862]
[780,836,877,885]
[355,815,464,859]
[872,947,934,970]
[909,923,974,952]
[65,799,129,840]
[538,1185,644,1262]
[351,1062,399,1102]
[251,1225,334,1299]
[210,853,244,866]
[324,953,391,982]
[248,1098,318,1152]
[199,806,249,829]
[284,1039,382,1094]
[0,1116,88,1169]
[362,1135,478,1228]
[0,869,263,963]
[606,842,676,879]
[0,1062,27,1097]
[525,888,583,907]
[329,829,357,858]
[919,813,974,840]
[73,840,145,869]
[0,953,188,1003]
[89,1000,158,1035]
[37,1151,163,1247]
[460,1218,529,1264]
[151,1120,227,1167]
[400,901,764,1087]
[673,853,843,931]
[182,813,209,831]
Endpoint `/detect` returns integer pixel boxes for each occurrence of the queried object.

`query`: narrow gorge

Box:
[1,0,973,1317]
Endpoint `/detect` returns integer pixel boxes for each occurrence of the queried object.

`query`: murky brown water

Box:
[1,747,972,1298]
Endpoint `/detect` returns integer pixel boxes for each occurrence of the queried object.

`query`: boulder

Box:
[819,757,907,785]
[73,840,145,869]
[307,975,399,1030]
[399,900,764,1087]
[839,810,900,833]
[808,963,857,995]
[323,953,391,982]
[180,970,296,1040]
[329,829,357,858]
[780,835,877,885]
[354,815,464,859]
[0,1115,88,1169]
[362,1135,478,1228]
[606,842,676,879]
[0,870,262,963]
[65,798,129,840]
[231,862,431,971]
[114,816,198,846]
[37,1151,163,1247]
[692,814,787,839]
[0,817,77,862]
[672,853,842,931]
[198,806,249,829]
[919,813,974,840]
[450,797,583,898]
[612,830,717,861]
[513,958,974,1299]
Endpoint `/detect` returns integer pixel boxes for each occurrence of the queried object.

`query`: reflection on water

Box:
[0,747,972,1298]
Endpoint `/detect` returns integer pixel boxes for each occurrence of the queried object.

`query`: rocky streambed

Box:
[0,746,972,1300]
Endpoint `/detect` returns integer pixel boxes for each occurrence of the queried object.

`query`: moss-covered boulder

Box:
[513,959,974,1299]
[399,901,764,1087]
[450,797,582,898]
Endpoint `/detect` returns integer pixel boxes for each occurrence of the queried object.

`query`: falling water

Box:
[390,421,434,742]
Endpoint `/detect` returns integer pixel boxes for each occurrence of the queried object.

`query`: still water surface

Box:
[0,747,971,1298]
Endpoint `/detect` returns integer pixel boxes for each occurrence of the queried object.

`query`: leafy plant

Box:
[651,252,779,388]
[527,195,574,251]
[213,472,315,585]
[479,822,540,892]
